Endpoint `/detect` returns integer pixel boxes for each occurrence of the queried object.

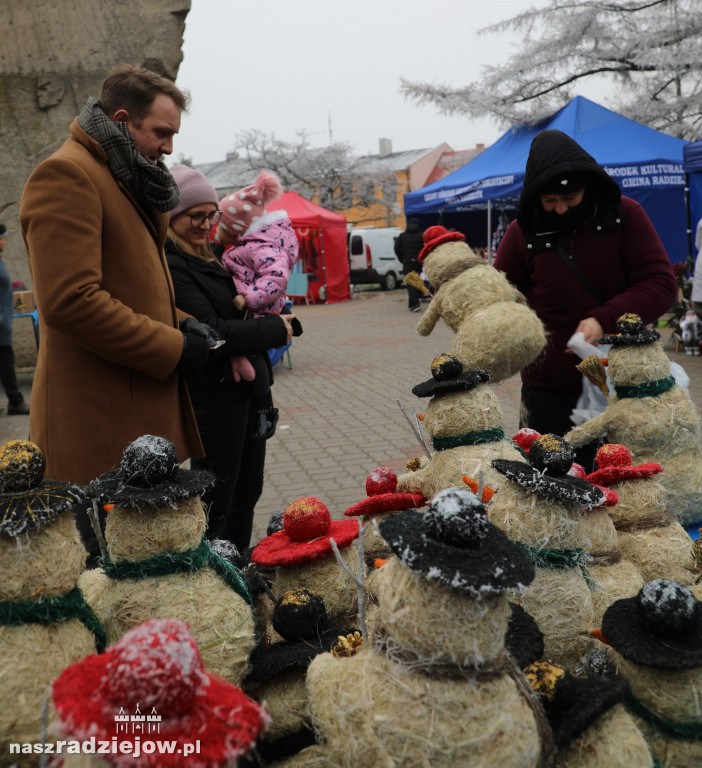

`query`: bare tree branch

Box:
[401,0,702,139]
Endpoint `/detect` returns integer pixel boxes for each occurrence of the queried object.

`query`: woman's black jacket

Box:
[165,239,287,391]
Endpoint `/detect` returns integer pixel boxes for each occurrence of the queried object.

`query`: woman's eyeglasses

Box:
[186,210,223,228]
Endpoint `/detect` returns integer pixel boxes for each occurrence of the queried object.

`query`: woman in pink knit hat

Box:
[217,171,300,439]
[165,164,295,554]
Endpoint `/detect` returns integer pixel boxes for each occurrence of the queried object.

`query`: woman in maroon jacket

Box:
[494,130,677,463]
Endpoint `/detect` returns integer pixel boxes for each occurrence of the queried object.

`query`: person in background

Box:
[691,216,702,319]
[217,170,299,440]
[166,165,295,553]
[394,217,425,312]
[0,224,29,415]
[495,129,677,468]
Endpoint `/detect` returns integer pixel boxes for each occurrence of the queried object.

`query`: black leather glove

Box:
[175,329,210,378]
[179,317,223,349]
[281,306,303,337]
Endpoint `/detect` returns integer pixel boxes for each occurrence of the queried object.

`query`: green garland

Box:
[432,426,505,452]
[625,692,702,741]
[614,376,675,400]
[0,585,106,652]
[103,536,253,607]
[518,542,594,588]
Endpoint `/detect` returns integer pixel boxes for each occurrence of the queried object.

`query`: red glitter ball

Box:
[366,467,397,496]
[512,428,541,453]
[596,444,631,468]
[284,497,330,542]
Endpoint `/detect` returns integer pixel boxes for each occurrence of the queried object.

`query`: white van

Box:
[347,227,403,290]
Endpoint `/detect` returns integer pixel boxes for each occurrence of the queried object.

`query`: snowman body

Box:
[566,342,702,525]
[306,557,542,768]
[0,510,96,765]
[397,385,524,498]
[79,497,255,684]
[417,255,547,384]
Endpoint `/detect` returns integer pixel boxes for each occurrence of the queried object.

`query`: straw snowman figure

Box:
[304,488,550,768]
[51,618,268,768]
[415,225,547,383]
[0,439,103,765]
[396,354,525,499]
[601,580,702,768]
[488,434,638,666]
[524,660,653,768]
[251,496,365,631]
[585,443,699,586]
[565,313,702,526]
[512,434,654,625]
[343,466,426,566]
[78,435,256,685]
[243,588,357,765]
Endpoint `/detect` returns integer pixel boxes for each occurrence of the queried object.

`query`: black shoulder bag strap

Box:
[553,241,606,306]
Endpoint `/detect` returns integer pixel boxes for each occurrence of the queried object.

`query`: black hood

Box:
[516,130,622,241]
[406,218,422,234]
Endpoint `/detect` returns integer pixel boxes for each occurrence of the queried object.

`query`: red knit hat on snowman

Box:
[218,170,283,237]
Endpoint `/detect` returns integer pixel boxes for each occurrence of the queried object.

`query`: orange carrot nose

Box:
[417,413,425,421]
[589,628,610,646]
[374,558,390,569]
[601,358,608,366]
[103,504,114,513]
[462,475,495,503]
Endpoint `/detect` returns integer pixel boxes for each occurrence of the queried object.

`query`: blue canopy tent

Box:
[405,96,689,263]
[683,140,702,259]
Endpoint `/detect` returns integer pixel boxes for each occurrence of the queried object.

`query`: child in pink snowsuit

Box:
[217,171,299,439]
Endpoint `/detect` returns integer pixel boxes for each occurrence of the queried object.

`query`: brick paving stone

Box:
[2,292,700,550]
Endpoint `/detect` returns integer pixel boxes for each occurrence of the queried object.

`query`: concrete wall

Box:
[0,1,191,364]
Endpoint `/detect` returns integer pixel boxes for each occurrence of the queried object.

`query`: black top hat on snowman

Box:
[247,588,355,682]
[412,353,492,398]
[0,439,85,537]
[600,313,660,346]
[493,433,607,507]
[88,435,215,508]
[602,579,702,670]
[505,603,545,669]
[524,659,630,748]
[379,487,535,598]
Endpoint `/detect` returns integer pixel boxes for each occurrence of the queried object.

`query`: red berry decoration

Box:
[366,467,397,496]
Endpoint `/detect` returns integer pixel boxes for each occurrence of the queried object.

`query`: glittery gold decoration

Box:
[331,631,364,658]
[405,457,422,472]
[523,660,566,701]
[0,440,83,537]
[0,440,45,493]
[691,536,702,576]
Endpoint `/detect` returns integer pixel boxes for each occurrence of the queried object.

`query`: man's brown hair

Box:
[99,64,190,123]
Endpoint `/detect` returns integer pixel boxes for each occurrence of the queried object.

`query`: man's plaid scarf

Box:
[78,97,179,213]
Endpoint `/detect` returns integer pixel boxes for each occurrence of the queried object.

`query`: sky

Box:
[173,0,537,166]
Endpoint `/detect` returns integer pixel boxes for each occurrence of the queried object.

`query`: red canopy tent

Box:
[267,191,349,304]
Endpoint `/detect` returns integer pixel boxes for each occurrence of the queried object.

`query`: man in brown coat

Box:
[20,65,211,487]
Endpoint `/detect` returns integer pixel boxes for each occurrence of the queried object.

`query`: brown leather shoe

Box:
[7,399,29,415]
